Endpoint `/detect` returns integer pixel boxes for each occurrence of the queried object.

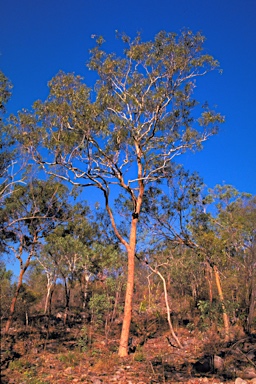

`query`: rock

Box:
[64,366,72,374]
[246,349,256,360]
[92,379,102,384]
[242,367,256,379]
[213,355,224,371]
[235,378,247,384]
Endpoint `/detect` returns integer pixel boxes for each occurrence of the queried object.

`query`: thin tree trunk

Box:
[63,278,70,325]
[80,272,91,309]
[247,275,256,333]
[111,282,121,323]
[213,265,230,341]
[246,245,256,334]
[5,237,37,333]
[149,265,182,348]
[205,262,213,304]
[44,284,52,315]
[5,268,26,333]
[25,310,29,327]
[48,287,54,317]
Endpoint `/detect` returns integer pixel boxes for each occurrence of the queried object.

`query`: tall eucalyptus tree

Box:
[14,31,224,356]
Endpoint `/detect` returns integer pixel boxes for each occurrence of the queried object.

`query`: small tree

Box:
[0,261,13,320]
[146,256,182,348]
[15,31,224,355]
[1,179,70,332]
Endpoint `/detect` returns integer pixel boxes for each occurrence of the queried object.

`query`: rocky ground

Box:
[1,319,256,383]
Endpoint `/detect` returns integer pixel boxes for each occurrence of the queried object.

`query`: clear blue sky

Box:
[1,0,256,195]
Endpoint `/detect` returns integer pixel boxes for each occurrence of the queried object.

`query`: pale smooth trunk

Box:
[155,269,182,348]
[213,265,230,341]
[44,285,52,315]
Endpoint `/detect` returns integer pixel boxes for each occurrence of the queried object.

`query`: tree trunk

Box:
[213,265,230,341]
[5,268,26,333]
[80,272,91,309]
[118,247,135,356]
[5,237,36,333]
[44,283,52,315]
[63,278,70,325]
[48,287,54,317]
[156,269,182,348]
[246,275,256,333]
[118,218,137,357]
[148,264,182,348]
[205,262,213,304]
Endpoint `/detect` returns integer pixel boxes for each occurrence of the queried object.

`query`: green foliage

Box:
[0,260,13,280]
[0,71,12,112]
[13,31,224,231]
[89,292,113,327]
[133,350,145,362]
[9,359,50,384]
[139,295,147,313]
[58,351,80,367]
[77,325,90,352]
[197,300,218,328]
[0,71,16,202]
[197,299,232,328]
[0,261,13,317]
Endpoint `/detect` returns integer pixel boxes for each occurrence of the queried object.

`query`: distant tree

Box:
[189,185,256,338]
[42,204,120,322]
[239,197,256,333]
[0,71,26,203]
[1,179,70,332]
[0,71,12,111]
[14,31,224,356]
[24,260,48,314]
[206,187,256,333]
[0,261,13,320]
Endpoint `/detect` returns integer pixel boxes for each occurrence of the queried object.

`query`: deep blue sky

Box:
[1,0,256,195]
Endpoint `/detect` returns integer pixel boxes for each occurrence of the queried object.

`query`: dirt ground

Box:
[1,319,256,383]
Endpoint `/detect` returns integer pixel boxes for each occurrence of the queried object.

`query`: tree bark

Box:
[118,217,137,357]
[213,265,230,341]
